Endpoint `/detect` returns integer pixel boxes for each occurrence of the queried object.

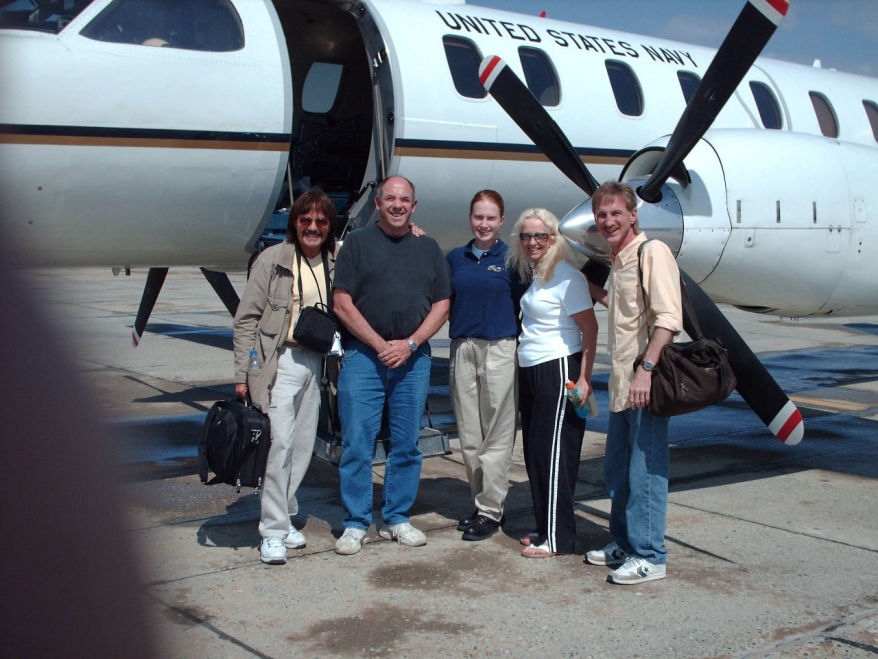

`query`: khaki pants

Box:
[259,346,322,538]
[449,337,517,522]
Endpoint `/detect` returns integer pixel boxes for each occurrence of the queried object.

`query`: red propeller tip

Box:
[479,56,504,89]
[753,0,789,26]
[770,401,803,445]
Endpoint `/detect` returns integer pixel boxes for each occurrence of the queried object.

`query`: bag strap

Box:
[295,248,333,314]
[320,358,342,448]
[637,241,701,340]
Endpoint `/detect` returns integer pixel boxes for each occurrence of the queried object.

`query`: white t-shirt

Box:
[518,260,593,367]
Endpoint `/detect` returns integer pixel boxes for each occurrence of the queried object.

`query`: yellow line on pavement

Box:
[790,395,867,412]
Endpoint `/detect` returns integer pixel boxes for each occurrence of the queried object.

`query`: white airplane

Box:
[2,0,876,443]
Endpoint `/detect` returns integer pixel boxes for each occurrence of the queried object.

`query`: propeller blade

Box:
[479,55,599,195]
[200,267,240,317]
[582,259,611,289]
[131,267,168,347]
[639,0,789,202]
[680,270,803,445]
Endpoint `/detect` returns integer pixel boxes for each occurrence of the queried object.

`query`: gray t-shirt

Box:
[333,224,451,340]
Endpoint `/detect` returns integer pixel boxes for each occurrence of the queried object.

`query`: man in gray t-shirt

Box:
[332,176,451,556]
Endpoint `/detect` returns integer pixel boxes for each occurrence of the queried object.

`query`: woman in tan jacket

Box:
[233,189,338,565]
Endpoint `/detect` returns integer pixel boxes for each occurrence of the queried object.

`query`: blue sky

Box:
[472,0,877,77]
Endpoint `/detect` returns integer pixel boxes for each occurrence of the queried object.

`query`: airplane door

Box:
[342,0,396,231]
[271,0,387,234]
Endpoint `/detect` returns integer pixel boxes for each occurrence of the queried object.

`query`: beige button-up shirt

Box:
[606,232,683,412]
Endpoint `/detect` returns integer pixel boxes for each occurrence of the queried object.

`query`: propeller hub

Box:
[559,178,684,264]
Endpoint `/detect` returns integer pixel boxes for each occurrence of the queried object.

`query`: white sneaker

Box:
[586,540,628,566]
[260,536,287,565]
[607,556,666,584]
[284,527,306,549]
[379,522,427,547]
[335,527,368,555]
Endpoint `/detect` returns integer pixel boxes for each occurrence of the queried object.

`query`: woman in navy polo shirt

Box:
[447,190,526,541]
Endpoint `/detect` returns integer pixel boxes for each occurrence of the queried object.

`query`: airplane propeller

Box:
[478,55,598,196]
[638,0,789,203]
[479,0,803,445]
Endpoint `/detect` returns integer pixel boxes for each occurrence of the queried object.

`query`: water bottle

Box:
[565,381,599,418]
[248,349,260,371]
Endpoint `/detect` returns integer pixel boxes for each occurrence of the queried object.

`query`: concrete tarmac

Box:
[32,267,878,656]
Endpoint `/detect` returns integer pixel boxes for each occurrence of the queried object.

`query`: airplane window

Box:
[302,62,343,114]
[518,47,560,107]
[605,60,643,117]
[808,92,839,138]
[0,0,93,33]
[749,81,783,129]
[677,71,701,105]
[443,36,487,99]
[80,0,243,52]
[863,100,878,143]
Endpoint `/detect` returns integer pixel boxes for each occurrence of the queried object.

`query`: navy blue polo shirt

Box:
[446,239,526,340]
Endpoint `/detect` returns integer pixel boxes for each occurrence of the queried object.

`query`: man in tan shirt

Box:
[585,181,682,585]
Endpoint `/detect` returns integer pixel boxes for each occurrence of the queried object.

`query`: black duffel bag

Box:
[199,397,271,492]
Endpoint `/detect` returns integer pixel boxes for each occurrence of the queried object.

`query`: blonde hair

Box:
[507,208,571,283]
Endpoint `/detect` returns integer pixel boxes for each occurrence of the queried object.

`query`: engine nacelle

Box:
[561,130,878,317]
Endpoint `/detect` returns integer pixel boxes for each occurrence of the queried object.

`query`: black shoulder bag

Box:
[292,249,337,354]
[635,242,736,417]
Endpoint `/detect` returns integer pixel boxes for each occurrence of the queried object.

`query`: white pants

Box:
[259,346,322,538]
[449,337,517,522]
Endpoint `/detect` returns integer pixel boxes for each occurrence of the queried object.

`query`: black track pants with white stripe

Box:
[518,353,586,554]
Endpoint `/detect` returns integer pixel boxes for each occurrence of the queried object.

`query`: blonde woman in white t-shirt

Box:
[507,208,598,557]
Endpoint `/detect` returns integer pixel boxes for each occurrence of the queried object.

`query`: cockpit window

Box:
[80,0,243,52]
[0,0,93,33]
[443,36,486,99]
[518,47,560,107]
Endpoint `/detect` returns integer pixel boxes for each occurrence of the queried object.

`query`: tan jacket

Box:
[232,241,337,412]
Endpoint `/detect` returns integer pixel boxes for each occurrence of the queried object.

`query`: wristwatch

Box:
[406,338,418,352]
[640,359,655,372]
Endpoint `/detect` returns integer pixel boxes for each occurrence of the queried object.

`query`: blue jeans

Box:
[604,407,670,564]
[337,338,431,529]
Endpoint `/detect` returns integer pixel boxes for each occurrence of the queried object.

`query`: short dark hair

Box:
[285,189,337,255]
